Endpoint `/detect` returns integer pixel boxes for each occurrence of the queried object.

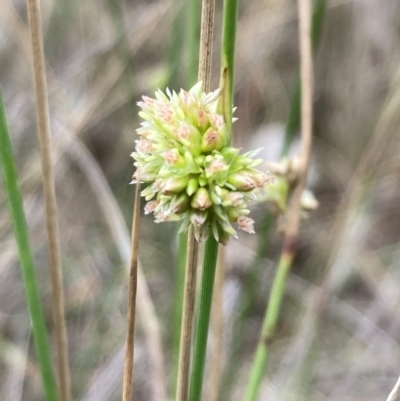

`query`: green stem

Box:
[187,0,201,87]
[188,236,219,401]
[218,0,238,139]
[165,0,186,89]
[243,252,293,401]
[171,231,188,397]
[238,0,328,401]
[0,92,59,401]
[281,0,327,156]
[221,213,274,400]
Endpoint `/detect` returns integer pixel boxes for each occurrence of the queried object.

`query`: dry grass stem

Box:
[387,376,400,401]
[284,0,313,241]
[207,246,225,401]
[175,2,215,400]
[26,1,71,400]
[198,0,216,91]
[176,227,199,401]
[57,125,167,401]
[122,181,141,401]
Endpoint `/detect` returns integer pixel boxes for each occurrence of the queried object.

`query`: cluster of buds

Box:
[131,82,271,244]
[260,158,318,215]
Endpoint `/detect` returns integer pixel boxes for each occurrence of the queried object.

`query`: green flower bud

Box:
[173,122,202,156]
[161,177,188,195]
[191,188,213,210]
[201,128,224,153]
[171,193,190,214]
[163,149,185,168]
[186,178,199,196]
[227,172,257,191]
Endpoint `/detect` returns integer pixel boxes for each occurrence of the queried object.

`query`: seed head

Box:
[132,82,271,243]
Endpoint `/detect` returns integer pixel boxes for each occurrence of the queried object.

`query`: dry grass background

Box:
[1,0,400,400]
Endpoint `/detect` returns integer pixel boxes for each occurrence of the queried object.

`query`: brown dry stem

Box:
[176,227,200,401]
[175,2,215,400]
[122,182,141,401]
[26,1,71,401]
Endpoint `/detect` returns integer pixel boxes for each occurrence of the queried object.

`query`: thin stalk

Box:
[166,0,186,89]
[188,236,219,401]
[187,0,201,86]
[243,252,293,401]
[221,213,274,401]
[171,231,188,397]
[60,126,167,401]
[244,0,314,397]
[122,182,141,401]
[0,92,59,401]
[281,0,327,157]
[222,0,327,397]
[198,0,216,91]
[207,246,225,401]
[176,1,215,400]
[218,0,239,138]
[26,1,71,401]
[176,227,200,401]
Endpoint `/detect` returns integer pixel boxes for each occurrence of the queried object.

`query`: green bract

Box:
[131,82,270,244]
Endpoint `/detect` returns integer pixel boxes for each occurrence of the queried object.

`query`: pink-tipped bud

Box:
[237,216,255,234]
[161,177,188,195]
[163,149,185,167]
[190,211,208,227]
[201,128,224,153]
[227,172,257,191]
[144,201,158,215]
[205,159,228,178]
[191,188,212,210]
[171,193,190,214]
[222,192,244,207]
[196,108,209,131]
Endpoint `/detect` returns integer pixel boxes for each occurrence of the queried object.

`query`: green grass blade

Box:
[188,236,219,401]
[0,91,59,401]
[218,0,238,138]
[171,231,188,397]
[166,0,186,90]
[243,253,293,401]
[187,0,201,86]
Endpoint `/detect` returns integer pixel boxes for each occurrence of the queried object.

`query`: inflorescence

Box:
[131,82,271,244]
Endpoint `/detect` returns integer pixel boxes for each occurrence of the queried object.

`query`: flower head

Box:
[132,82,270,244]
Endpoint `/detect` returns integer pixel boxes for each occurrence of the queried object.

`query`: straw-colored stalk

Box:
[122,182,141,401]
[176,227,200,401]
[26,1,71,401]
[175,1,215,401]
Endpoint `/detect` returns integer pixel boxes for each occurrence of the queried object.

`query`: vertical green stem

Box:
[244,0,315,396]
[187,0,201,86]
[166,0,186,89]
[243,252,293,401]
[0,92,59,401]
[189,236,219,401]
[221,213,274,400]
[218,0,238,139]
[171,231,189,397]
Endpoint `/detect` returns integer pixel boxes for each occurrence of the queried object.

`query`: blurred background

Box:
[1,0,400,400]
